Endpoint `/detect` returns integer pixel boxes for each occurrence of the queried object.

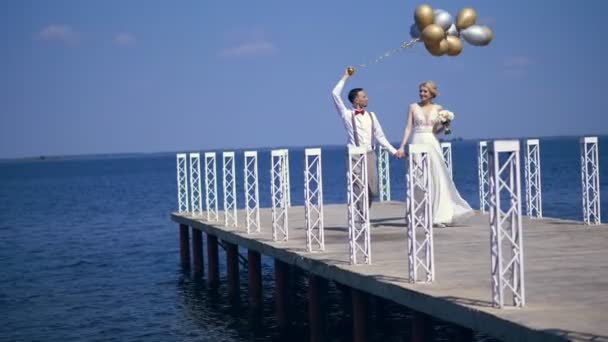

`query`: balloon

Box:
[433,9,453,31]
[447,24,459,37]
[456,8,477,30]
[481,25,493,45]
[410,23,421,39]
[415,4,434,31]
[425,39,448,56]
[446,36,463,56]
[461,25,492,46]
[421,24,445,45]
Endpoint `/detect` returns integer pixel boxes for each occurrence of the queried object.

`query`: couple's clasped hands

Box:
[394,147,407,159]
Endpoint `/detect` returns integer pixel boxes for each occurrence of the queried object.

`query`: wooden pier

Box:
[171,201,608,342]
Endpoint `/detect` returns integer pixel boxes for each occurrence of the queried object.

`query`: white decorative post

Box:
[378,146,391,202]
[244,151,260,233]
[304,148,325,252]
[347,146,371,265]
[524,139,542,218]
[285,149,291,207]
[441,142,453,179]
[176,153,189,213]
[204,152,219,221]
[222,152,237,227]
[488,140,525,308]
[478,141,490,213]
[406,144,434,283]
[271,149,289,241]
[581,137,601,225]
[189,153,203,216]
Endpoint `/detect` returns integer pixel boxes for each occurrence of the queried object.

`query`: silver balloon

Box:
[433,9,453,31]
[461,25,491,46]
[447,24,459,37]
[410,23,421,39]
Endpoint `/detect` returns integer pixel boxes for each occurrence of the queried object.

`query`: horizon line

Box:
[1,133,606,162]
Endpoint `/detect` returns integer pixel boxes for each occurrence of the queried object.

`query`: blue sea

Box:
[1,136,606,341]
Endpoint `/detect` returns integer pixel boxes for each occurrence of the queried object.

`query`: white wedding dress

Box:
[410,103,474,225]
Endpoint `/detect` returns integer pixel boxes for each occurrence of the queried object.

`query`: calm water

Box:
[1,136,606,341]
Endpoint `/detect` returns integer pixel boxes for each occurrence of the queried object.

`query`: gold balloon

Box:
[421,24,445,45]
[347,66,355,76]
[446,36,463,56]
[415,4,434,31]
[456,8,477,30]
[481,26,493,46]
[425,39,448,57]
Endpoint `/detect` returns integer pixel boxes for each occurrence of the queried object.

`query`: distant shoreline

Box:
[1,134,606,163]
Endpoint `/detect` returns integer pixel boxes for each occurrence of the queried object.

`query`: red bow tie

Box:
[354,109,365,115]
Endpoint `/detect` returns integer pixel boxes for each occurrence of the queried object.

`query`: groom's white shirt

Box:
[332,79,397,155]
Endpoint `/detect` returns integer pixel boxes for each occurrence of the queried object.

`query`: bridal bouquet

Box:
[437,109,454,135]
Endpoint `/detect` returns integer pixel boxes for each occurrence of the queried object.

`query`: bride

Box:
[395,81,473,227]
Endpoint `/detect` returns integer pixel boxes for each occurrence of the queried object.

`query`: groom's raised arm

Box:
[332,71,350,119]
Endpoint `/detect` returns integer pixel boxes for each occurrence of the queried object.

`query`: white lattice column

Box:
[488,140,525,308]
[204,152,219,221]
[189,153,203,216]
[271,149,289,241]
[440,142,453,179]
[347,146,371,265]
[524,139,542,218]
[284,149,291,207]
[406,144,434,283]
[377,146,391,202]
[581,137,601,225]
[304,148,325,252]
[478,141,490,213]
[244,151,260,233]
[176,153,189,213]
[222,152,237,226]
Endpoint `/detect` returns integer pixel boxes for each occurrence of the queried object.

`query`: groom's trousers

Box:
[350,150,378,209]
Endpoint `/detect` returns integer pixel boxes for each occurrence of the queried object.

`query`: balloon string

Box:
[357,38,420,68]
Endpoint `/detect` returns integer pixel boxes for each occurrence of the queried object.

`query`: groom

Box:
[332,67,399,208]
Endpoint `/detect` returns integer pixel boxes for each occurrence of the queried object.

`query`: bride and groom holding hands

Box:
[332,67,473,227]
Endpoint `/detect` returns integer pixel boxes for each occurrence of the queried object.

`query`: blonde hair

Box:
[419,81,439,98]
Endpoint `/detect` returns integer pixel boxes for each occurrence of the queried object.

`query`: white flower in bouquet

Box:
[437,109,454,134]
[437,110,454,123]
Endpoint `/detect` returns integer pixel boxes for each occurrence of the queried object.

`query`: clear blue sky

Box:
[1,0,607,158]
